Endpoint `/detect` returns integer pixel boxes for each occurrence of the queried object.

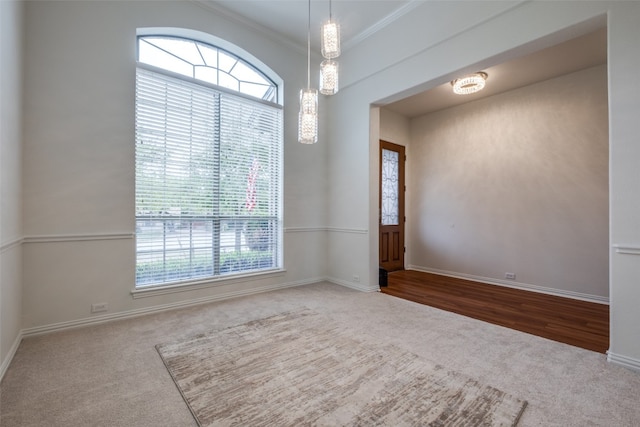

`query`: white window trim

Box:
[131,268,287,299]
[134,27,284,291]
[136,62,282,110]
[136,27,284,105]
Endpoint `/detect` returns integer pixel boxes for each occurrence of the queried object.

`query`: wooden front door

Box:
[379,140,405,272]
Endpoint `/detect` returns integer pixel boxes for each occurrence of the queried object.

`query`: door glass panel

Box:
[381,148,399,226]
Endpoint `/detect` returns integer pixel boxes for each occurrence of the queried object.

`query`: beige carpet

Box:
[156,309,527,426]
[4,283,640,426]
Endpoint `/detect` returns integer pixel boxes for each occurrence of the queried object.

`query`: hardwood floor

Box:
[381,270,609,353]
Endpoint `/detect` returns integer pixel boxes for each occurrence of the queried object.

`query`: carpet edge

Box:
[155,343,203,427]
[513,399,528,426]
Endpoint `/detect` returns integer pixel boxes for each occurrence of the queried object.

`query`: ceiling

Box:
[385,28,607,118]
[203,0,418,53]
[203,1,607,117]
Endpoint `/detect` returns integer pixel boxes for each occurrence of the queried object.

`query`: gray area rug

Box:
[156,309,527,426]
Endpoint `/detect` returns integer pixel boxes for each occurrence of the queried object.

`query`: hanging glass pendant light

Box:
[321,0,340,59]
[319,0,340,96]
[319,59,339,95]
[298,88,318,144]
[298,0,318,144]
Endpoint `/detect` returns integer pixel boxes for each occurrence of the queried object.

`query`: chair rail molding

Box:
[0,237,23,253]
[612,244,640,255]
[23,232,135,244]
[284,227,368,234]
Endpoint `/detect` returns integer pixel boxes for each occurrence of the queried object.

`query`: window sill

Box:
[130,268,287,299]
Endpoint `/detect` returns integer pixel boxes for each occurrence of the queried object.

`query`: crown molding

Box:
[343,0,425,52]
[193,0,308,56]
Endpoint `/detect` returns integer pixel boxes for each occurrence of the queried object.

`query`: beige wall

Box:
[20,1,327,330]
[404,65,608,300]
[5,0,640,373]
[379,109,410,147]
[0,0,24,375]
[328,1,640,367]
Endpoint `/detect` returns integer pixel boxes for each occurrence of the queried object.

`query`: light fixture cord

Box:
[307,0,311,89]
[329,0,332,20]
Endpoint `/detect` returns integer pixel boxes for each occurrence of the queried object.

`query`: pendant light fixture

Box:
[321,0,340,59]
[298,0,318,144]
[320,59,339,95]
[319,0,339,95]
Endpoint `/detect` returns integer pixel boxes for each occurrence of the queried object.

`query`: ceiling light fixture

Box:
[320,0,340,95]
[321,0,340,59]
[451,72,488,95]
[320,59,339,95]
[298,0,318,144]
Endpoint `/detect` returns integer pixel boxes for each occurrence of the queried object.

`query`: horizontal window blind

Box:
[135,67,282,287]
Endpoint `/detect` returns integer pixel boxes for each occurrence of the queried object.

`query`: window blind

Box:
[135,67,282,287]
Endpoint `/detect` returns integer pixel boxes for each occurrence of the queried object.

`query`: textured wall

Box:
[407,65,608,299]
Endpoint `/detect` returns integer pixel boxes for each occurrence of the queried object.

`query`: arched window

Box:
[138,36,278,103]
[135,30,283,289]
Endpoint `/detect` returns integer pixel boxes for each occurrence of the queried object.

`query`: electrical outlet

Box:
[91,302,108,313]
[352,274,360,282]
[505,272,516,280]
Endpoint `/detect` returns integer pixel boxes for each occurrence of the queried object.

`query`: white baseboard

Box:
[1,278,327,380]
[21,274,379,339]
[5,276,638,382]
[21,277,324,338]
[408,265,609,305]
[0,330,23,383]
[327,276,379,293]
[607,351,640,373]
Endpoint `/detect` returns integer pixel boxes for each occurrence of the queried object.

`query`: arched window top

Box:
[137,34,278,103]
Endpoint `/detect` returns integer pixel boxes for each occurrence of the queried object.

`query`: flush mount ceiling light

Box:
[451,72,488,95]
